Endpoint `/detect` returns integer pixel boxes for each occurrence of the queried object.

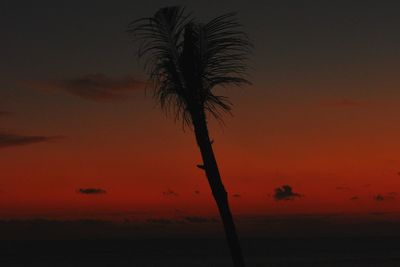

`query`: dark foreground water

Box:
[2,237,400,266]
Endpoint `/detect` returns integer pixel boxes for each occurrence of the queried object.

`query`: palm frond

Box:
[187,12,252,121]
[200,12,252,88]
[128,6,252,125]
[128,6,194,125]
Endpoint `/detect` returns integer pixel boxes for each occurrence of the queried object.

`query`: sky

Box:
[1,0,400,220]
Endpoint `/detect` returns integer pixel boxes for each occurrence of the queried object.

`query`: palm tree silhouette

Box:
[128,6,251,266]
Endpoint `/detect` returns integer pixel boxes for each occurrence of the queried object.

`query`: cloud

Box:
[0,132,63,148]
[26,73,145,102]
[184,216,218,223]
[374,193,396,202]
[273,185,302,201]
[77,188,107,195]
[162,189,178,197]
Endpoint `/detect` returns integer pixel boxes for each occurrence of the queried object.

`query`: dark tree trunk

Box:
[190,108,245,267]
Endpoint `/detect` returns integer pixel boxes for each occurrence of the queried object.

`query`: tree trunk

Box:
[190,108,245,267]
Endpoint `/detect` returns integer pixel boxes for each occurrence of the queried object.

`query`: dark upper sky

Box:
[1,0,399,114]
[2,0,400,81]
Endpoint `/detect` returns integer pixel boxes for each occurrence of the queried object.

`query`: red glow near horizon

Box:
[1,82,400,220]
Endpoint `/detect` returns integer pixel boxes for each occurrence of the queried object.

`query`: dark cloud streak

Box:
[0,132,63,148]
[374,193,396,202]
[162,189,178,197]
[77,188,107,195]
[26,73,144,102]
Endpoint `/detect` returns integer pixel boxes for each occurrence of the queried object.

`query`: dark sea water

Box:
[2,237,400,266]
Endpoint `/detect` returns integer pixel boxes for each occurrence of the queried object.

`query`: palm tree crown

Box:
[128,6,252,125]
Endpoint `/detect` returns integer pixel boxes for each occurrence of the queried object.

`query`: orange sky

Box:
[1,1,400,220]
[1,82,400,219]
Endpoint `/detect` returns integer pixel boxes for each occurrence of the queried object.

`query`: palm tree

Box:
[128,6,251,267]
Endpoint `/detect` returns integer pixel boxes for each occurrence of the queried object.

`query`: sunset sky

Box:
[1,0,400,220]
